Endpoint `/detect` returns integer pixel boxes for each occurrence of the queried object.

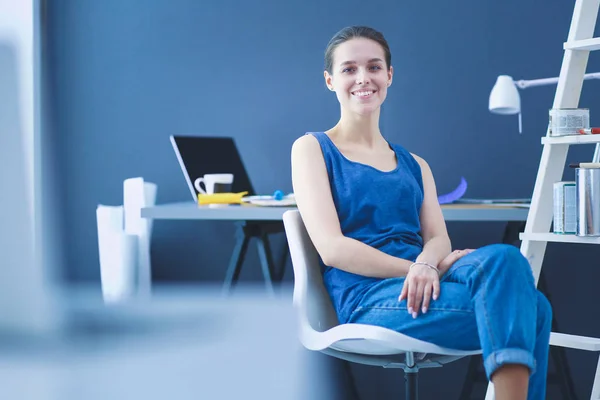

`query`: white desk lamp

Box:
[489,73,600,162]
[489,72,600,134]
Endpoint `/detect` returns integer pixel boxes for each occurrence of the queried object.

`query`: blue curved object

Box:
[437,177,468,204]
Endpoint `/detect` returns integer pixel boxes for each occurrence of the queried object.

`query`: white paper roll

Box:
[144,182,157,237]
[124,178,145,236]
[96,205,138,303]
[123,178,157,297]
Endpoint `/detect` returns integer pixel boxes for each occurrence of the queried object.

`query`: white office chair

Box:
[282,210,482,400]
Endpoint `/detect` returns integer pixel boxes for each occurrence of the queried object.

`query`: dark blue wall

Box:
[46,0,599,398]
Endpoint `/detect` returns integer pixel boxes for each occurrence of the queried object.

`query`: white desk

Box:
[141,202,530,222]
[141,202,529,294]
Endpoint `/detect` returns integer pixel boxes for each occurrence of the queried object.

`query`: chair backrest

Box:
[283,210,339,341]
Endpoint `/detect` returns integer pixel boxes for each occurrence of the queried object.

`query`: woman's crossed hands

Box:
[399,249,475,318]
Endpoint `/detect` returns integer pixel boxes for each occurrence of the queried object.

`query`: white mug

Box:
[194,173,234,194]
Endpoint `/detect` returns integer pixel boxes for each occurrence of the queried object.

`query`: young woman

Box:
[291,26,551,400]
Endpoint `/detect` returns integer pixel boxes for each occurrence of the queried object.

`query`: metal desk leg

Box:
[222,222,284,295]
[275,241,289,282]
[256,233,275,295]
[222,223,251,294]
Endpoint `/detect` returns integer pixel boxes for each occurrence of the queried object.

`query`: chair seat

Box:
[301,321,481,357]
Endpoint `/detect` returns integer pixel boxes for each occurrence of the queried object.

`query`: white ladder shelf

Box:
[487,0,600,399]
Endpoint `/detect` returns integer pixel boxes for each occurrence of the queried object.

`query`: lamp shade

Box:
[489,75,521,115]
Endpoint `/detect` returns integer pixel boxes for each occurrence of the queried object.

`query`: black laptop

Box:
[170,135,256,200]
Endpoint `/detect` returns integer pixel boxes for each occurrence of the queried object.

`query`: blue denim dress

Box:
[309,131,424,323]
[310,131,552,400]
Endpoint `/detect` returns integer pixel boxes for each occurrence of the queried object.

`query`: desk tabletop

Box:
[141,202,530,222]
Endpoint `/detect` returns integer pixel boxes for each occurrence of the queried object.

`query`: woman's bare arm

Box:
[412,155,452,273]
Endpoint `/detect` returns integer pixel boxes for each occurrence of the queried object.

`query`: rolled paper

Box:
[96,205,137,302]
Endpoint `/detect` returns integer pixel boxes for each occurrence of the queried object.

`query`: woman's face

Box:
[325,37,393,116]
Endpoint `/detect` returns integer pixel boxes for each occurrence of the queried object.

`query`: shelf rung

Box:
[520,232,600,244]
[564,37,600,51]
[542,135,600,145]
[551,332,600,351]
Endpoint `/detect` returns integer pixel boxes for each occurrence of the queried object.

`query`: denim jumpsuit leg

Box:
[346,244,552,400]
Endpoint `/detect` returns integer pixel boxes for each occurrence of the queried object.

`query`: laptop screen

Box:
[170,135,256,200]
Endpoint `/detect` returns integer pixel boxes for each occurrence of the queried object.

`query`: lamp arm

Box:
[515,72,600,89]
